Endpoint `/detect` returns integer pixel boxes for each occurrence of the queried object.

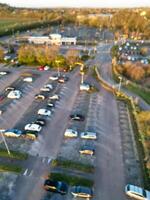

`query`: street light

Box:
[0,131,11,155]
[118,76,123,93]
[80,71,84,84]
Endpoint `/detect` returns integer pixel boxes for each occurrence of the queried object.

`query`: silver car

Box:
[80,131,97,140]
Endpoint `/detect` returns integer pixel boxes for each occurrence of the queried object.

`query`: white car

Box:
[125,184,150,200]
[49,75,59,81]
[64,129,78,138]
[0,71,8,76]
[24,124,42,132]
[49,94,59,100]
[40,87,51,92]
[80,83,90,91]
[23,77,33,82]
[44,66,50,71]
[44,84,53,90]
[80,131,97,140]
[37,109,51,116]
[7,90,22,99]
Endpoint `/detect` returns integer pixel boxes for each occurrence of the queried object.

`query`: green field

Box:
[0,18,39,36]
[0,18,33,30]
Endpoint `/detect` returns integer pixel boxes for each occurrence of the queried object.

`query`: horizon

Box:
[0,0,150,8]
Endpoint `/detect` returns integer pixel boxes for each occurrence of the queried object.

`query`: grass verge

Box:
[51,159,94,173]
[126,84,150,105]
[0,148,28,160]
[0,164,22,173]
[49,172,94,187]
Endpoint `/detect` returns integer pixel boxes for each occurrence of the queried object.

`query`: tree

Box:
[54,55,67,72]
[18,45,36,64]
[66,49,79,70]
[140,47,148,56]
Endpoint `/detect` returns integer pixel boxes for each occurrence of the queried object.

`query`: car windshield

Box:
[56,181,62,189]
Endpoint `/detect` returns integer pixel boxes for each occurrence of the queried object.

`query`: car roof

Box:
[82,132,96,136]
[74,186,92,194]
[126,185,148,198]
[81,146,95,150]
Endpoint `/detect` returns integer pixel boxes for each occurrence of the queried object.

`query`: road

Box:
[91,43,142,200]
[13,70,81,200]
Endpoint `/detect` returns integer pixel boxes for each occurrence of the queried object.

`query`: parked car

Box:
[58,76,69,83]
[4,129,23,137]
[44,179,68,195]
[23,130,38,140]
[47,101,55,108]
[80,131,97,140]
[5,86,15,92]
[70,114,85,121]
[79,146,95,156]
[38,66,49,71]
[24,123,42,132]
[40,87,51,92]
[49,94,59,100]
[33,118,46,126]
[37,109,51,116]
[80,83,90,91]
[0,71,9,76]
[49,75,59,81]
[23,77,33,82]
[34,93,46,101]
[7,90,22,99]
[64,129,78,138]
[125,184,150,200]
[71,186,93,198]
[44,84,53,90]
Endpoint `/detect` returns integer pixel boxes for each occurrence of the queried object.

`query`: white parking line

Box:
[29,170,33,176]
[23,168,28,176]
[47,158,51,164]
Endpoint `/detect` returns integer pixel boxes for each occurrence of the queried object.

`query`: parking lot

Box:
[117,101,142,185]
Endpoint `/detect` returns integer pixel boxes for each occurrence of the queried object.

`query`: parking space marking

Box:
[29,170,33,176]
[23,168,28,176]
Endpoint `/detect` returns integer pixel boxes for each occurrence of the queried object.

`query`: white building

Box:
[28,33,77,45]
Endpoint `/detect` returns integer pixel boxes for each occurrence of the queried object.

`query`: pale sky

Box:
[0,0,150,8]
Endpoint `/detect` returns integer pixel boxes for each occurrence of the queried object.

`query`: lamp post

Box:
[0,131,10,155]
[80,71,84,84]
[118,76,123,93]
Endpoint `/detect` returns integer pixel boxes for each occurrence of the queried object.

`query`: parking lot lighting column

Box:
[80,71,84,84]
[0,131,11,155]
[118,76,123,93]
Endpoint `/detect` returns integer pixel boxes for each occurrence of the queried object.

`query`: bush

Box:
[50,173,94,187]
[51,159,94,173]
[0,164,22,173]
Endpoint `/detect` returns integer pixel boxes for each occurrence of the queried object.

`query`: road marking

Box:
[47,158,51,164]
[42,158,45,163]
[23,168,28,176]
[29,170,33,176]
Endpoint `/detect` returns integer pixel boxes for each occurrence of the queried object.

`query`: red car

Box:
[38,66,49,71]
[38,66,45,71]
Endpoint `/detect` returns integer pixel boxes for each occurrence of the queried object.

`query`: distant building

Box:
[28,33,77,45]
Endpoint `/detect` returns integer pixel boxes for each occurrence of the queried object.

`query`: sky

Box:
[0,0,150,8]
